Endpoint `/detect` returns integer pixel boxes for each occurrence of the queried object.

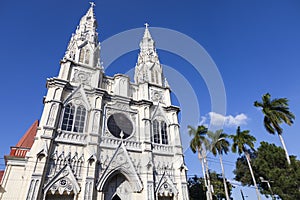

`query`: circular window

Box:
[107,113,133,139]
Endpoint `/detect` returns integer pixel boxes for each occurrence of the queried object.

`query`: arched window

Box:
[61,103,86,133]
[153,120,160,143]
[161,121,168,144]
[84,49,90,64]
[79,48,90,64]
[62,104,75,131]
[74,106,86,132]
[79,49,85,63]
[151,72,155,83]
[152,120,169,145]
[155,71,159,84]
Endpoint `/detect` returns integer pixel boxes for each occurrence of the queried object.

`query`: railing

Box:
[55,131,87,145]
[9,147,30,158]
[152,143,173,154]
[100,137,142,151]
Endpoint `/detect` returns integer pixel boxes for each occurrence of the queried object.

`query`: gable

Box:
[156,172,178,197]
[43,165,80,196]
[63,85,91,110]
[150,104,170,124]
[97,142,143,192]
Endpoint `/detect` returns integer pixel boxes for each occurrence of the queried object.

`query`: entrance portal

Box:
[103,173,132,200]
[46,193,74,200]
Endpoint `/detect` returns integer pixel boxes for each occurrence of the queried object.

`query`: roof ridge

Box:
[15,120,38,148]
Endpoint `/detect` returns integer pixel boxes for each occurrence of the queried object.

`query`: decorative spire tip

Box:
[89,2,96,7]
[144,23,149,29]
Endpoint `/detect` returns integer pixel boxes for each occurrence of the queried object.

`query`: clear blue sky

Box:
[1,0,300,199]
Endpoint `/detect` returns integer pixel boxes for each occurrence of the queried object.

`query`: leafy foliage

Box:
[188,125,208,153]
[254,93,295,135]
[188,172,233,200]
[229,126,256,155]
[234,142,300,199]
[254,93,295,165]
[207,130,230,156]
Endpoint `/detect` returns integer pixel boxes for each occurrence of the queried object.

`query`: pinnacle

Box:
[85,2,96,21]
[143,22,152,39]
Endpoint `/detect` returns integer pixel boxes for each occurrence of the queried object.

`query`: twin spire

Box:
[63,2,100,68]
[64,3,164,86]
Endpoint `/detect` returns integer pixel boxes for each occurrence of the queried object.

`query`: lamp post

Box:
[259,177,275,200]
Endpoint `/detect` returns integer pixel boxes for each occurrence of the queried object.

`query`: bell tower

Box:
[59,2,103,89]
[134,23,164,86]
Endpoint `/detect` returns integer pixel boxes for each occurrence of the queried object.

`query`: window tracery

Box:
[152,119,168,145]
[61,103,86,133]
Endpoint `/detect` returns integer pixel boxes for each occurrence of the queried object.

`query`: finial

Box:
[89,2,96,7]
[144,23,149,29]
[120,131,124,141]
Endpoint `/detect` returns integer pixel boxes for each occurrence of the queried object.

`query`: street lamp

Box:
[259,177,275,200]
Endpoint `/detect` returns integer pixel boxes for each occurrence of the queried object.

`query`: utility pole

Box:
[260,177,275,200]
[240,189,247,200]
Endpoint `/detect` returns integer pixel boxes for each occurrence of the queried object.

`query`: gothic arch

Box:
[97,143,143,193]
[63,85,91,110]
[150,105,170,145]
[102,173,133,200]
[59,85,91,133]
[156,173,178,198]
[43,165,80,200]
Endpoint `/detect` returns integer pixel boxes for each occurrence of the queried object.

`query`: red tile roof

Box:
[0,170,4,183]
[9,120,38,158]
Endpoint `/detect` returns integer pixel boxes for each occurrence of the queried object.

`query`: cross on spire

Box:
[144,23,149,29]
[89,2,96,7]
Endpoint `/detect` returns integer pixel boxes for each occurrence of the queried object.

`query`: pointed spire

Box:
[139,23,156,55]
[76,2,98,44]
[134,24,164,86]
[143,23,152,39]
[63,2,101,68]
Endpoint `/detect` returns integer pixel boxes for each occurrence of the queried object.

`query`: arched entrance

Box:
[45,192,74,200]
[112,194,121,200]
[103,173,133,200]
[158,197,173,200]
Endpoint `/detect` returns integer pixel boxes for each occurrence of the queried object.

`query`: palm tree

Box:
[207,130,230,200]
[229,126,261,200]
[188,125,213,200]
[254,93,295,165]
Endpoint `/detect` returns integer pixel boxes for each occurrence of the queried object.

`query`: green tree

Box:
[254,93,295,165]
[229,126,261,200]
[188,175,206,200]
[234,142,300,199]
[210,172,233,200]
[188,125,213,200]
[207,130,230,200]
[188,172,233,200]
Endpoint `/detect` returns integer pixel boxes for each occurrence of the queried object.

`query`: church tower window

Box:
[152,119,169,144]
[153,120,160,143]
[61,103,86,133]
[62,104,75,131]
[161,121,168,144]
[79,49,85,63]
[74,105,86,132]
[79,48,90,64]
[84,49,90,64]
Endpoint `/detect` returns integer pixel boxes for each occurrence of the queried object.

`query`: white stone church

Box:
[0,4,190,200]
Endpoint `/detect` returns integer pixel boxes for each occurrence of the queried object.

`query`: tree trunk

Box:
[203,148,213,200]
[198,149,208,188]
[278,133,291,165]
[219,154,230,200]
[244,151,261,200]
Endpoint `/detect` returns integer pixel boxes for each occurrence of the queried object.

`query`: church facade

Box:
[0,4,189,200]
